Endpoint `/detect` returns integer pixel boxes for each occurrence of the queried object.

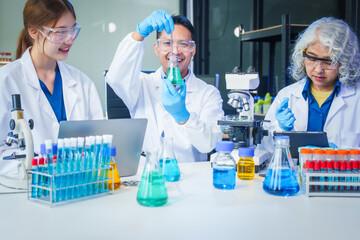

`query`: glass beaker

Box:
[137,150,168,207]
[263,135,299,196]
[167,56,183,85]
[159,137,180,182]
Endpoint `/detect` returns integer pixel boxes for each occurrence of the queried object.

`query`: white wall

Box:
[0,0,180,111]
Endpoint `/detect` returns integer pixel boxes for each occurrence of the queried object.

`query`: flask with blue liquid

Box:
[263,135,299,196]
[212,141,236,190]
[159,137,180,182]
[137,150,168,207]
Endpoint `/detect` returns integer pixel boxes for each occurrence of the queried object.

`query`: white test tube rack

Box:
[304,170,360,197]
[27,166,114,207]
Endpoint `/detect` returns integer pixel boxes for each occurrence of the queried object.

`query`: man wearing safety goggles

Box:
[107,10,224,163]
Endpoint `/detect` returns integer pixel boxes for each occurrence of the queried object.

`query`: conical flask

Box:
[137,150,168,207]
[167,56,183,85]
[160,137,180,182]
[263,135,299,196]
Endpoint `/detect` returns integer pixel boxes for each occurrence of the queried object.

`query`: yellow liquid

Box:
[237,157,255,180]
[108,162,121,190]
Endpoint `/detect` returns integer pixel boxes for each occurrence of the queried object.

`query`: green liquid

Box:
[137,170,168,207]
[167,67,183,85]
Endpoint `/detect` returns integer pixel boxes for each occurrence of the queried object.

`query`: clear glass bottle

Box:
[108,146,121,190]
[159,137,180,182]
[167,56,183,85]
[263,135,299,196]
[212,141,236,190]
[137,150,168,207]
[237,147,255,180]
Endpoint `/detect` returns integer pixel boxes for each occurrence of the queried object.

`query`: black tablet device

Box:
[273,131,329,159]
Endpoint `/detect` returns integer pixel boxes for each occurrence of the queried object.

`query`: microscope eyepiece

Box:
[11,94,22,111]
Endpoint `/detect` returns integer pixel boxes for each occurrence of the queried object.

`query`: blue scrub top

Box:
[39,65,67,123]
[302,78,341,131]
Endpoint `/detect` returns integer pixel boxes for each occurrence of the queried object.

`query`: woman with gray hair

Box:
[262,17,360,150]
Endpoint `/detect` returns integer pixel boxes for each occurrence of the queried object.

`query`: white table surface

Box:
[0,161,359,240]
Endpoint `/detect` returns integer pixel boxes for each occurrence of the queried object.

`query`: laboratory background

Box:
[1,0,360,240]
[1,0,358,111]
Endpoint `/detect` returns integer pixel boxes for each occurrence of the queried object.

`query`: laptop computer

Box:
[273,131,329,159]
[58,118,147,177]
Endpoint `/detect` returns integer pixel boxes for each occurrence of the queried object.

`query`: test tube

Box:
[349,149,360,192]
[346,161,352,191]
[325,149,336,192]
[352,161,359,192]
[339,161,346,192]
[307,160,314,192]
[326,161,333,192]
[37,157,45,198]
[31,158,38,198]
[68,137,77,199]
[313,148,325,162]
[56,139,64,202]
[320,161,326,192]
[74,137,84,198]
[62,138,71,201]
[337,150,348,192]
[333,161,340,192]
[314,161,320,192]
[299,148,312,187]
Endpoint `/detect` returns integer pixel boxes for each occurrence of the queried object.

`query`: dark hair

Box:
[16,0,76,59]
[156,15,195,41]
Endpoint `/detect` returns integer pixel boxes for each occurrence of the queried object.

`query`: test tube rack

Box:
[27,166,114,207]
[304,170,360,197]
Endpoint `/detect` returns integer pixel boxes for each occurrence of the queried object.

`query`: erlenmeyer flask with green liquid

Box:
[136,150,168,207]
[167,56,183,85]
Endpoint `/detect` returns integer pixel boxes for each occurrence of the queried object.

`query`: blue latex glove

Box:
[162,79,190,123]
[275,97,296,131]
[328,142,338,149]
[136,10,174,38]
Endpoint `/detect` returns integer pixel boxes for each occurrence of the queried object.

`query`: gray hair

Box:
[289,17,360,87]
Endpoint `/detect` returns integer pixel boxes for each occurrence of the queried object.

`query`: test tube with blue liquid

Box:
[61,138,71,201]
[74,137,84,198]
[40,143,49,197]
[93,136,103,194]
[333,161,340,192]
[56,139,64,202]
[37,157,45,198]
[68,138,77,199]
[83,136,92,196]
[31,158,38,198]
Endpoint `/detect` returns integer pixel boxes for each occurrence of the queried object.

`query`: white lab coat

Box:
[0,48,103,176]
[261,78,360,152]
[107,33,224,162]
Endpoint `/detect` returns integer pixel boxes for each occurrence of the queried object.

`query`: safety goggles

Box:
[38,24,81,44]
[302,49,339,70]
[156,38,195,53]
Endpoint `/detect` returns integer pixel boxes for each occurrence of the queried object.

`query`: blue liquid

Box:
[213,167,236,190]
[137,170,168,207]
[263,169,299,196]
[31,169,38,198]
[159,158,180,182]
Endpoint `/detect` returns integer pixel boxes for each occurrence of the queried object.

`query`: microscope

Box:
[217,67,269,171]
[0,94,34,189]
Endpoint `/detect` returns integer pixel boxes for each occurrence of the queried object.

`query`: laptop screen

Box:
[58,118,147,177]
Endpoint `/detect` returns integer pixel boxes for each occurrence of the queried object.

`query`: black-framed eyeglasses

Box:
[302,49,338,70]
